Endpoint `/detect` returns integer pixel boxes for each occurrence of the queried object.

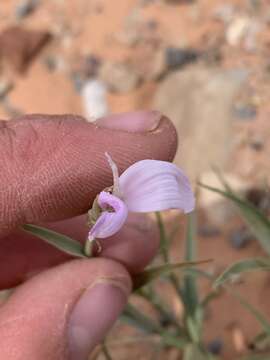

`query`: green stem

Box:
[84,240,94,257]
[123,303,188,349]
[156,212,169,262]
[155,212,182,295]
[101,342,113,360]
[139,287,185,334]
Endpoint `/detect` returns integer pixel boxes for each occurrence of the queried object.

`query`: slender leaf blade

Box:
[182,212,199,316]
[133,259,211,290]
[215,258,270,288]
[230,290,270,336]
[23,224,86,258]
[199,183,270,255]
[155,212,169,263]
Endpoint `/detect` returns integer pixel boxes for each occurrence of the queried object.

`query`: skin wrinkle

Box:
[18,122,81,221]
[0,306,67,358]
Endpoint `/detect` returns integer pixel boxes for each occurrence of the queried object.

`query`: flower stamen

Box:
[105,152,121,197]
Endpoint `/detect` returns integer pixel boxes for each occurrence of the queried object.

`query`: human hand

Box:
[0,111,177,359]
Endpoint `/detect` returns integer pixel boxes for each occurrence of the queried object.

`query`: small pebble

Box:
[232,104,257,121]
[70,72,85,93]
[1,97,23,118]
[226,16,251,46]
[15,0,39,19]
[83,55,101,77]
[165,47,199,70]
[43,55,67,73]
[0,79,13,99]
[207,338,223,355]
[43,56,58,72]
[229,227,253,249]
[249,135,264,151]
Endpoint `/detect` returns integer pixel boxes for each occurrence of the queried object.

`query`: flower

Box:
[87,153,195,242]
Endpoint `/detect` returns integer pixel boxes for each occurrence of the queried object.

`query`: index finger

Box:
[0,111,177,237]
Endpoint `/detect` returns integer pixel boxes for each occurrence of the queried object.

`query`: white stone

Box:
[81,79,109,121]
[226,17,251,46]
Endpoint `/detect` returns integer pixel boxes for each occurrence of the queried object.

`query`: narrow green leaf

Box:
[122,303,188,349]
[215,258,270,288]
[101,341,114,360]
[199,183,270,255]
[252,331,270,350]
[23,224,86,258]
[230,290,270,336]
[200,289,220,308]
[138,287,185,333]
[182,212,199,316]
[133,259,211,291]
[156,212,183,295]
[122,303,162,333]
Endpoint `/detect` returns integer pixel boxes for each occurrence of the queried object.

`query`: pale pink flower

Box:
[88,153,195,242]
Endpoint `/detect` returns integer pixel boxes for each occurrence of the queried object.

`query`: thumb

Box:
[0,258,131,360]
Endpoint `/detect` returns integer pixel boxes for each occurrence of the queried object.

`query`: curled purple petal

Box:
[88,191,128,241]
[119,160,195,213]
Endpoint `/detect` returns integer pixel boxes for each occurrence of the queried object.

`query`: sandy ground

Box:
[1,0,270,359]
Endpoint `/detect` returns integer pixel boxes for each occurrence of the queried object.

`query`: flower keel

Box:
[88,191,128,242]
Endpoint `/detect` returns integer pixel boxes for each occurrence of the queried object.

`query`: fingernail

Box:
[68,278,129,360]
[95,110,162,133]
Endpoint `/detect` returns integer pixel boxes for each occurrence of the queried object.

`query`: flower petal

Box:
[119,160,195,213]
[88,191,128,241]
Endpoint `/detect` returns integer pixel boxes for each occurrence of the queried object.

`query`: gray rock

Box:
[207,339,223,355]
[232,103,257,120]
[165,47,199,70]
[153,66,247,182]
